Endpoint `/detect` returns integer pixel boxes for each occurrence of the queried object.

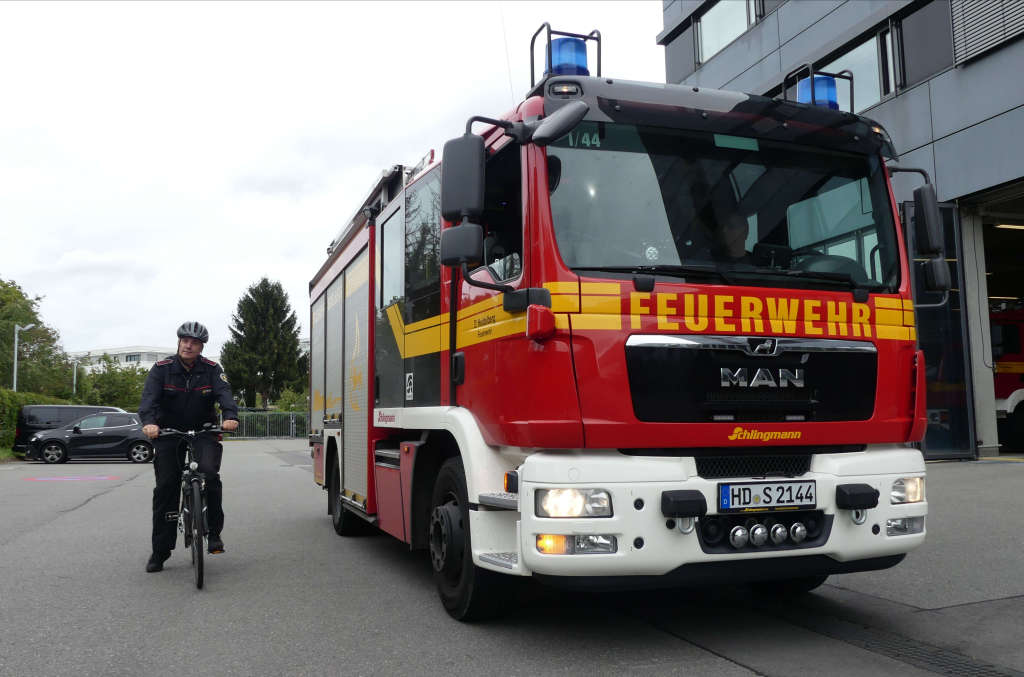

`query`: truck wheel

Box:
[1008,408,1024,452]
[429,457,509,621]
[329,462,368,536]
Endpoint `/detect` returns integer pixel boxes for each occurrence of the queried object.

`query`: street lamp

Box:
[12,323,36,392]
[71,359,81,395]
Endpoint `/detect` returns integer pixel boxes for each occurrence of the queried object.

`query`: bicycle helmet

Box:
[176,321,209,344]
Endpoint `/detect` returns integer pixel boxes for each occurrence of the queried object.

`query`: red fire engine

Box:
[992,309,1024,450]
[308,26,949,620]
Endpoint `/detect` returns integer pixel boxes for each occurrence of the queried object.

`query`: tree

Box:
[0,278,73,398]
[79,354,148,411]
[220,278,303,407]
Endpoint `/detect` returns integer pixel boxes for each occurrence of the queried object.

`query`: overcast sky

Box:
[0,1,665,358]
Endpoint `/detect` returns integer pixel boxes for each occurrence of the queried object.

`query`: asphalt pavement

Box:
[0,441,1022,677]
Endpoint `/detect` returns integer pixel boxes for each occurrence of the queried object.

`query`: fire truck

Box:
[992,309,1024,450]
[308,26,949,620]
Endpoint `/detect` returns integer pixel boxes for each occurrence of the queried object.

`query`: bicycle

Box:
[158,425,222,589]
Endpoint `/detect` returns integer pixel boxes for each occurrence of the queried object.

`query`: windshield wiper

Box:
[572,264,735,284]
[726,268,887,300]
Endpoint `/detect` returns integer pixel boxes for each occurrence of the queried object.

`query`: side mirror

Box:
[532,100,589,146]
[913,184,943,255]
[441,134,485,223]
[441,223,484,268]
[73,426,81,434]
[923,256,951,292]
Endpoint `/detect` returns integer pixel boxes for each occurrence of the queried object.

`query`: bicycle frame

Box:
[159,426,221,589]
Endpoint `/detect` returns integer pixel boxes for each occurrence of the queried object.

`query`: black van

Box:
[14,405,126,455]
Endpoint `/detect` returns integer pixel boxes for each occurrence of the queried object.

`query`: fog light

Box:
[891,477,925,504]
[769,523,788,545]
[886,516,925,536]
[749,523,769,547]
[536,488,612,518]
[536,534,617,554]
[729,526,749,548]
[574,534,617,554]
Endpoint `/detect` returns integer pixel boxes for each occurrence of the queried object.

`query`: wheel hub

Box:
[429,502,464,575]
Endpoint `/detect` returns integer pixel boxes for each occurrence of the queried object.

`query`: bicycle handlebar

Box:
[157,426,225,438]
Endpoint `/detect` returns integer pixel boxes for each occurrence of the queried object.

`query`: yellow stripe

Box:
[909,327,917,341]
[550,294,580,313]
[581,282,621,295]
[406,325,443,358]
[875,324,911,341]
[995,361,1024,374]
[554,314,570,330]
[874,297,903,309]
[456,309,526,348]
[405,315,442,333]
[581,295,620,314]
[544,281,578,294]
[903,310,915,326]
[875,308,903,326]
[903,299,914,310]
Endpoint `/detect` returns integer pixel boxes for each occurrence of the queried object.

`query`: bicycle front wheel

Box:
[191,481,204,589]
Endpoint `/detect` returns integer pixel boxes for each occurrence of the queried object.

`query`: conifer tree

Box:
[220,278,302,407]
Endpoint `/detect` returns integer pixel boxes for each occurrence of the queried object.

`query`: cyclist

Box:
[139,321,239,573]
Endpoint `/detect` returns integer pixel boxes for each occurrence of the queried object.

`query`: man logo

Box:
[721,367,805,388]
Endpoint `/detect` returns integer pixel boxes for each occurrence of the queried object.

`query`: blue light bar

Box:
[797,74,839,110]
[548,37,589,76]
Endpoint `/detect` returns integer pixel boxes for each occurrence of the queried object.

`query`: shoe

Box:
[208,535,225,554]
[146,552,170,572]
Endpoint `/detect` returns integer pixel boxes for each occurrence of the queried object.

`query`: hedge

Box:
[0,389,68,449]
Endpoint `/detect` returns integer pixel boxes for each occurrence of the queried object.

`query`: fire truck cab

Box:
[308,27,948,620]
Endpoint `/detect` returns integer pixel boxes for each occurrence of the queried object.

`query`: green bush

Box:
[0,388,68,449]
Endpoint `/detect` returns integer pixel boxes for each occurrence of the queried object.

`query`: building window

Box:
[124,354,141,363]
[697,0,761,64]
[901,0,954,87]
[819,27,897,113]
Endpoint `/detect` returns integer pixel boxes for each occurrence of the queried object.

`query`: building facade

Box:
[68,346,222,374]
[658,0,1024,458]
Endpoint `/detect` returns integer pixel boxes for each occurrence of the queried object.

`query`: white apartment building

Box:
[68,346,221,374]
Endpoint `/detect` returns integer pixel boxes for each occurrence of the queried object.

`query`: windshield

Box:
[546,122,900,291]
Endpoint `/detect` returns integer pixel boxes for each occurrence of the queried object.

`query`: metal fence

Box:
[231,411,308,439]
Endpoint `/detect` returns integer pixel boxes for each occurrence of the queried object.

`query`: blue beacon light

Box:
[548,37,589,76]
[797,74,839,110]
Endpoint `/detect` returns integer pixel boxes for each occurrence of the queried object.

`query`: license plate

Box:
[718,481,816,512]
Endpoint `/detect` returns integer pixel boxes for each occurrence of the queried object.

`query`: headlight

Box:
[535,488,612,518]
[891,477,925,504]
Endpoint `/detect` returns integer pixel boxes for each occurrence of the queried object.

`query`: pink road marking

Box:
[25,476,121,482]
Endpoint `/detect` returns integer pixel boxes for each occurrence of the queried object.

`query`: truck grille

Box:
[696,454,811,479]
[625,335,877,423]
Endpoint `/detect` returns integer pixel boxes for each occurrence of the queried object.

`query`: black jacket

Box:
[139,355,239,430]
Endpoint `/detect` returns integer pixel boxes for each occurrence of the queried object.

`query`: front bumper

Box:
[499,446,925,580]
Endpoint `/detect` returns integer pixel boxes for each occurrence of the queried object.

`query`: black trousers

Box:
[151,435,223,555]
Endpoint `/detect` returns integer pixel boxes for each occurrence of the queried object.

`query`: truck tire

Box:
[429,457,510,621]
[1008,408,1024,452]
[329,462,369,536]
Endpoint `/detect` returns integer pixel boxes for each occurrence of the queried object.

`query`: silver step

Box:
[477,492,519,510]
[479,552,518,569]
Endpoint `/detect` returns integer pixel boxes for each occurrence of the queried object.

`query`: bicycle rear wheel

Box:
[191,481,204,589]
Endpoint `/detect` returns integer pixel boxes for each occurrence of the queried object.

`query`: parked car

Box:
[13,405,125,455]
[25,412,154,464]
